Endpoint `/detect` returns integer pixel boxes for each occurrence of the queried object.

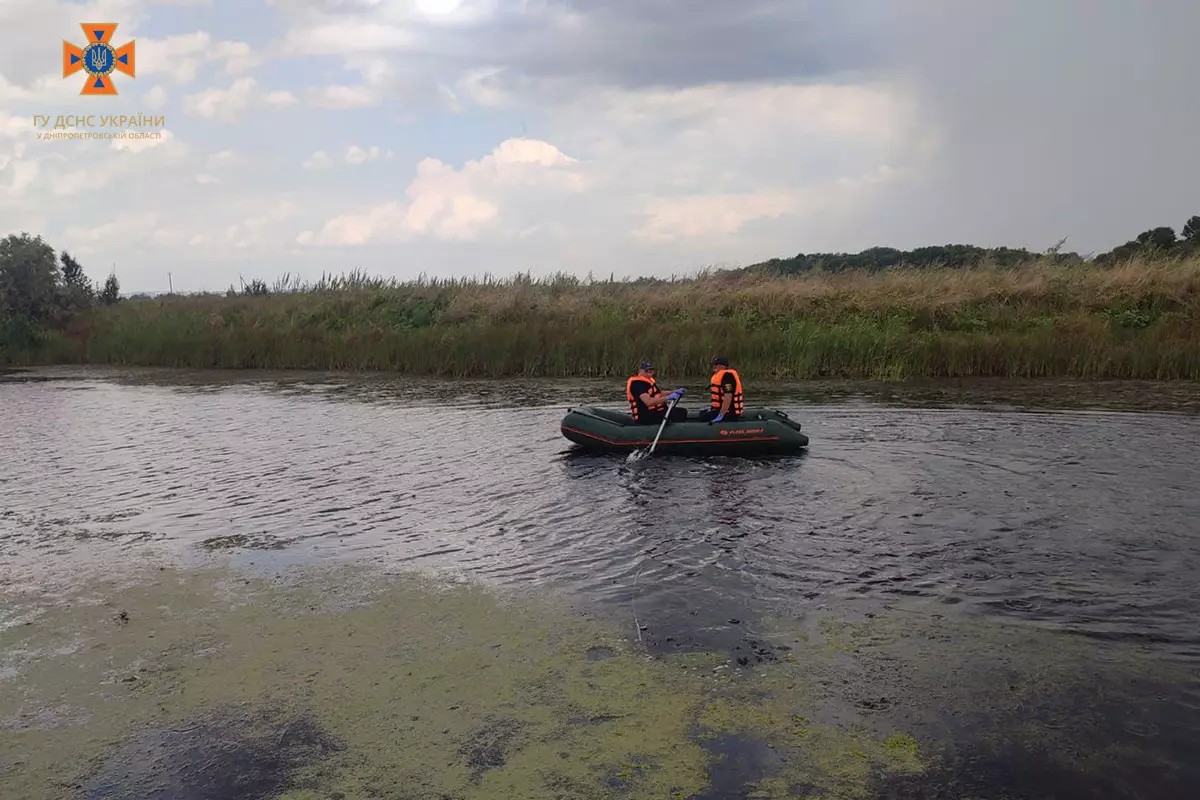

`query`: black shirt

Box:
[714,370,737,397]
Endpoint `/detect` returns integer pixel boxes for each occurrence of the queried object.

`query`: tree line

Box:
[3,215,1199,358]
[742,215,1200,276]
[0,232,120,354]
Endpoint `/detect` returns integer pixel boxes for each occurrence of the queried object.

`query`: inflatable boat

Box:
[559,406,808,456]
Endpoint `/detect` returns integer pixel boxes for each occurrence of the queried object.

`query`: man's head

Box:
[711,357,729,372]
[638,360,656,378]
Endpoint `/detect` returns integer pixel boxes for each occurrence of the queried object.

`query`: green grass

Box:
[14,255,1200,379]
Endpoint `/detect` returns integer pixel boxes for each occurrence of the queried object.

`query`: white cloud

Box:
[0,112,31,139]
[51,130,189,197]
[0,155,39,200]
[281,21,416,57]
[205,149,243,169]
[455,67,513,109]
[184,78,295,122]
[634,190,803,244]
[137,32,262,85]
[111,127,179,154]
[265,91,299,108]
[302,150,335,170]
[144,85,168,110]
[307,84,380,109]
[223,199,299,249]
[345,145,393,165]
[299,137,584,246]
[303,145,395,169]
[196,173,218,184]
[64,212,165,249]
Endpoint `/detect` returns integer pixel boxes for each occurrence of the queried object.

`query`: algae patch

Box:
[0,564,932,800]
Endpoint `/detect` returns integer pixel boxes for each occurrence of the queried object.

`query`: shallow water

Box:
[3,366,1199,799]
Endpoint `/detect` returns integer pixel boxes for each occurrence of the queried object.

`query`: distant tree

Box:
[1134,227,1177,250]
[1183,216,1200,242]
[59,250,94,310]
[100,273,121,305]
[0,232,60,322]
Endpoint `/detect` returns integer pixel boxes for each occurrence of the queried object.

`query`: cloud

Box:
[205,149,244,169]
[136,31,262,84]
[345,145,394,165]
[143,86,168,109]
[3,0,1198,294]
[0,112,31,139]
[302,150,335,170]
[299,137,584,245]
[271,0,881,105]
[634,191,802,244]
[0,151,39,200]
[223,199,299,249]
[303,145,396,170]
[843,0,1200,251]
[111,127,180,154]
[184,78,297,122]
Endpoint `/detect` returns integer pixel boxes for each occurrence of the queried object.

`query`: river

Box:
[2,366,1199,799]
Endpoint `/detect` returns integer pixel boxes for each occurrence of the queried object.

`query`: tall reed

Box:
[26,254,1200,380]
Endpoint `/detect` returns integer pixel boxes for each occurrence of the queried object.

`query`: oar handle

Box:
[647,396,679,455]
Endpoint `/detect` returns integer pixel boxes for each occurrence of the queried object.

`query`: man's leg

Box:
[669,406,688,421]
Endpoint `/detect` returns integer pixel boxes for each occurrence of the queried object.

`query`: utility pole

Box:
[168,272,173,294]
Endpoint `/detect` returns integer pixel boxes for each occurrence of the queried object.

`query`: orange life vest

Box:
[710,368,744,416]
[626,374,662,421]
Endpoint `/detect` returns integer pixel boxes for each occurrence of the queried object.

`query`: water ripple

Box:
[2,369,1199,661]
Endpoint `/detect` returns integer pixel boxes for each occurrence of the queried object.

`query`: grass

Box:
[18,254,1200,380]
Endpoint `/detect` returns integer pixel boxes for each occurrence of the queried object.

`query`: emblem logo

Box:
[63,23,136,95]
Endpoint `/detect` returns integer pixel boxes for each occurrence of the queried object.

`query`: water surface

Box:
[2,367,1198,799]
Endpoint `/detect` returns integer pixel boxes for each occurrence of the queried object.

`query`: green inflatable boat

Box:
[559,406,809,456]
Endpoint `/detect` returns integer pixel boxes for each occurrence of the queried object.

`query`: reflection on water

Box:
[3,366,1200,799]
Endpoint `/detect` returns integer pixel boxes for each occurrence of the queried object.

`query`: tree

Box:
[59,250,94,310]
[1134,226,1177,250]
[1183,216,1200,242]
[0,232,59,322]
[100,273,121,305]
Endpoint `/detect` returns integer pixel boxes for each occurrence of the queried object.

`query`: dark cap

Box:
[711,357,729,367]
[639,361,654,370]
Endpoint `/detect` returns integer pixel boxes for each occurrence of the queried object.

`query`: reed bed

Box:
[31,255,1200,380]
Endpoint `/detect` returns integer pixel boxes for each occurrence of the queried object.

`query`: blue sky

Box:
[1,0,1198,294]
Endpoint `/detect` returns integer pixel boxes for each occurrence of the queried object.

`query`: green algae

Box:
[6,561,1192,800]
[751,601,1197,798]
[0,563,935,800]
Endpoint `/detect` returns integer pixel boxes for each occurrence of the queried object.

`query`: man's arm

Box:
[641,390,667,408]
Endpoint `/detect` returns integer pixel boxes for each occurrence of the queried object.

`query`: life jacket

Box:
[710,368,745,416]
[626,374,662,421]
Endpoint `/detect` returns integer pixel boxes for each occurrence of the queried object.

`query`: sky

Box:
[1,0,1198,294]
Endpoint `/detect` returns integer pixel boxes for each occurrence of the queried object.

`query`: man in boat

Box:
[626,361,687,425]
[699,357,744,423]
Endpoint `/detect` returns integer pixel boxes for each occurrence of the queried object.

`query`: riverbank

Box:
[11,254,1200,379]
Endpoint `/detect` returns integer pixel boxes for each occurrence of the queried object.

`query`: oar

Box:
[646,394,681,456]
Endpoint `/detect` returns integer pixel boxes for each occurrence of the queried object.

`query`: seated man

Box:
[699,357,744,423]
[625,361,687,424]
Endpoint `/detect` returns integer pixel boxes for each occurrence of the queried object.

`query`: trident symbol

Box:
[88,47,109,72]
